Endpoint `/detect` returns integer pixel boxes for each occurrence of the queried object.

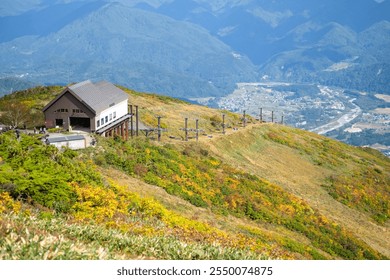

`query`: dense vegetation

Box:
[0,196,260,260]
[87,135,383,259]
[323,166,390,224]
[0,132,266,260]
[0,131,385,259]
[0,85,389,260]
[0,85,62,128]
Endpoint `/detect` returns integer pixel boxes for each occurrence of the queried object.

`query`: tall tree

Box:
[0,101,30,128]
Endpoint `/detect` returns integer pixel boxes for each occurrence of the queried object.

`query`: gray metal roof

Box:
[46,135,85,143]
[68,80,128,114]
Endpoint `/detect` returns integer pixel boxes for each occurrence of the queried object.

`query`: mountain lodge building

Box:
[42,80,131,139]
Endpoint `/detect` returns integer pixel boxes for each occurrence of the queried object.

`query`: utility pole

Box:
[271,111,274,123]
[222,114,226,134]
[281,114,284,125]
[243,110,246,128]
[129,105,134,137]
[195,119,199,142]
[184,117,188,141]
[180,117,191,141]
[180,118,203,141]
[157,116,162,142]
[135,105,139,136]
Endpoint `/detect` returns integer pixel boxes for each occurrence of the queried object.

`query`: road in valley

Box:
[310,99,362,135]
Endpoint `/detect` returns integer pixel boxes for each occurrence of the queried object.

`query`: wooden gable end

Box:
[43,90,96,130]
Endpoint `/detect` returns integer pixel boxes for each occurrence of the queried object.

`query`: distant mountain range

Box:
[142,0,390,93]
[0,1,258,98]
[0,0,389,97]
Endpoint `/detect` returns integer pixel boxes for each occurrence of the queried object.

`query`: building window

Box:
[97,120,100,127]
[101,118,104,125]
[113,111,116,119]
[73,109,84,113]
[109,113,112,121]
[105,116,108,123]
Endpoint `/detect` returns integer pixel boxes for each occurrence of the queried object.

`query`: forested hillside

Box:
[1,0,389,96]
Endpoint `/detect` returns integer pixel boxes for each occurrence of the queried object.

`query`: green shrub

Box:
[0,132,103,213]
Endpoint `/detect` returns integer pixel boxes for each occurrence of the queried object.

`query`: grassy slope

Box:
[0,85,389,259]
[121,88,390,257]
[206,124,390,256]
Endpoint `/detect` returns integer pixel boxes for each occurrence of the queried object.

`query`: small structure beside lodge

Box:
[42,80,131,139]
[45,135,87,150]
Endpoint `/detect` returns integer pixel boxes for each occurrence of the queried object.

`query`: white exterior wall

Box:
[50,140,86,150]
[67,139,87,150]
[95,99,128,129]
